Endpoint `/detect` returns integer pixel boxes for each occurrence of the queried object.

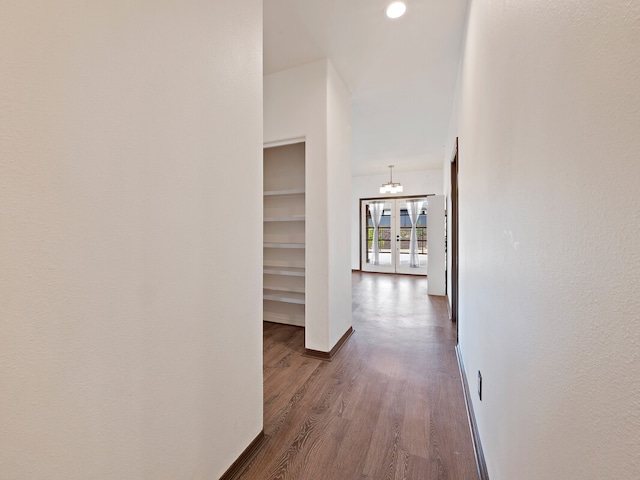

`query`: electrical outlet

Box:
[478,371,482,401]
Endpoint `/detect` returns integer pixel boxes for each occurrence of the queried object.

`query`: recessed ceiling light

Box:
[385,1,407,19]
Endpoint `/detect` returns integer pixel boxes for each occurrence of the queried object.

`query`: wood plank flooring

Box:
[239,272,478,480]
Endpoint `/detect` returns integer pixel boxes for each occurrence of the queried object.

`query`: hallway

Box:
[239,272,478,479]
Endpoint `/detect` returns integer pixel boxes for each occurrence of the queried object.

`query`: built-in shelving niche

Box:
[263,142,305,327]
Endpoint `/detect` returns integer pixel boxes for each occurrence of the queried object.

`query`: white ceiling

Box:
[264,0,469,176]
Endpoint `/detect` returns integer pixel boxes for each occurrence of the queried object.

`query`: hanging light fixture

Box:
[380,165,404,194]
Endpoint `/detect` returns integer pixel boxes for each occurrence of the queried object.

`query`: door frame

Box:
[359,194,433,273]
[360,199,397,274]
[450,138,459,336]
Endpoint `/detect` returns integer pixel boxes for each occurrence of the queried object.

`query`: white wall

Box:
[448,2,640,479]
[326,62,354,347]
[426,195,446,296]
[351,169,443,269]
[264,60,352,352]
[444,39,465,309]
[0,1,263,479]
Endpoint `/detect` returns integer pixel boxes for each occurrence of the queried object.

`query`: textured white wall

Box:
[351,169,443,270]
[426,195,446,296]
[0,1,264,479]
[449,1,640,479]
[264,59,353,352]
[326,62,353,347]
[444,42,465,310]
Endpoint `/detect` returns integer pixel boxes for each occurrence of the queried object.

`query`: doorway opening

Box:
[450,138,459,335]
[360,196,430,275]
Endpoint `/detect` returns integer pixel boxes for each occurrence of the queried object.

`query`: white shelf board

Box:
[264,215,305,222]
[264,189,305,196]
[263,289,305,305]
[263,243,305,249]
[263,311,305,327]
[263,266,305,277]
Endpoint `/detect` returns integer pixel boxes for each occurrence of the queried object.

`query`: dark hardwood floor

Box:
[239,272,478,480]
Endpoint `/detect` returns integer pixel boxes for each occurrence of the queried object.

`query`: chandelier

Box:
[379,165,403,194]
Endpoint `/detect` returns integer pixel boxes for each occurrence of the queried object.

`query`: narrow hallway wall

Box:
[448,2,640,479]
[0,1,264,478]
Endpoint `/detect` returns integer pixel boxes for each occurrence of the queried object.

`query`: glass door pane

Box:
[395,198,428,275]
[361,200,395,273]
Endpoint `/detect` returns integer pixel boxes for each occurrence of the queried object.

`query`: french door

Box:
[361,197,428,275]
